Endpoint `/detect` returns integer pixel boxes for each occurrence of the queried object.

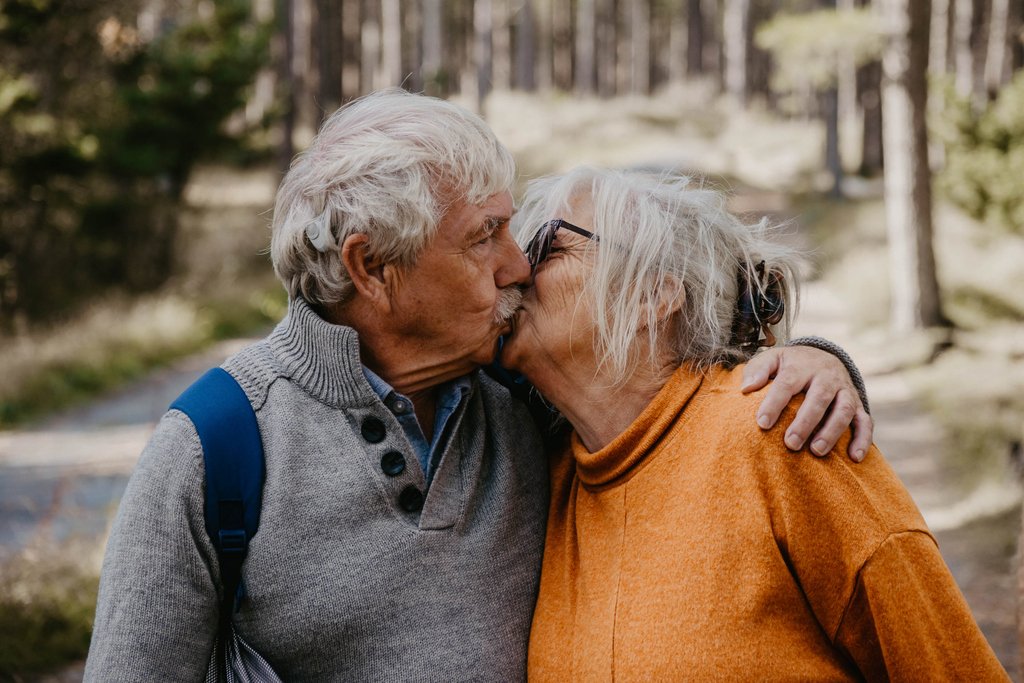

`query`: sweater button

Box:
[380,451,406,476]
[361,417,386,443]
[398,486,424,512]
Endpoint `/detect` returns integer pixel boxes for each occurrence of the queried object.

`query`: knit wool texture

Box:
[528,364,1008,682]
[85,298,549,682]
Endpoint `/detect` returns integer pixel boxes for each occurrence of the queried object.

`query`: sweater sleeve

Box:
[786,335,870,414]
[84,410,220,683]
[833,530,1009,682]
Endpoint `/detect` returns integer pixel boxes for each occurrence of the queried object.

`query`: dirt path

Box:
[0,338,257,565]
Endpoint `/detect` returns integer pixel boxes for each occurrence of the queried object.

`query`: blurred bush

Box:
[0,545,99,677]
[934,71,1024,233]
[756,8,883,94]
[0,0,268,330]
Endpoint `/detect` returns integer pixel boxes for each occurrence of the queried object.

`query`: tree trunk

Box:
[705,0,723,90]
[596,0,616,97]
[617,0,631,94]
[246,0,277,127]
[457,0,477,97]
[723,0,749,104]
[316,0,343,113]
[984,0,1011,96]
[859,60,884,176]
[632,0,651,94]
[930,0,951,73]
[687,0,704,75]
[361,0,381,91]
[340,0,361,99]
[881,0,946,331]
[1013,0,1024,71]
[403,0,423,92]
[381,0,402,87]
[838,0,859,124]
[515,0,538,90]
[533,0,553,90]
[492,0,512,91]
[824,87,843,197]
[746,0,772,101]
[552,0,573,90]
[292,0,318,136]
[953,0,974,96]
[474,0,494,110]
[279,0,296,170]
[669,1,687,83]
[422,0,444,95]
[575,0,596,94]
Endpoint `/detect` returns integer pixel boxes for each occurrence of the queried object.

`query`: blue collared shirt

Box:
[362,367,472,485]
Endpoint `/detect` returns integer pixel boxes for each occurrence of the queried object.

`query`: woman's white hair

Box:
[270,88,516,306]
[512,166,801,383]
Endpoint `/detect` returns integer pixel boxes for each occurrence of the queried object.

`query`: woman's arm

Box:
[833,530,1009,681]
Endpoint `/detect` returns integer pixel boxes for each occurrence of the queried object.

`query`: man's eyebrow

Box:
[469,212,514,240]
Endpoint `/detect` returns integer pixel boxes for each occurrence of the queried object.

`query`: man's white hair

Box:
[271,89,516,306]
[512,166,801,384]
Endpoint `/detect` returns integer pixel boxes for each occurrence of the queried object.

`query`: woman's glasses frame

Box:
[525,219,600,272]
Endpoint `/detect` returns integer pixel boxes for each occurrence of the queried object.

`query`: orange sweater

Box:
[528,364,1008,682]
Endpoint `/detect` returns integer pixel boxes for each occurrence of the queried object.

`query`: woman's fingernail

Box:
[757,415,771,429]
[812,439,828,456]
[785,433,802,450]
[854,448,865,462]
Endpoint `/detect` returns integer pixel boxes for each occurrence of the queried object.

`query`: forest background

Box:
[1,0,1023,678]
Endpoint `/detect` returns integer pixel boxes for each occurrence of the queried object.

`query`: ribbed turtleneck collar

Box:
[268,297,377,407]
[571,366,705,488]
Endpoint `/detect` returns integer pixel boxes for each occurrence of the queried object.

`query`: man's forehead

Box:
[442,193,515,236]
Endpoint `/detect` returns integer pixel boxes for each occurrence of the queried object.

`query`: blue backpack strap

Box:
[169,367,264,632]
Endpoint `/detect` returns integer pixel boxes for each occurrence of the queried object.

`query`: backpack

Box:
[170,367,280,682]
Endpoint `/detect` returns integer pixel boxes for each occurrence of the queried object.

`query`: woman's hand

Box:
[741,346,873,462]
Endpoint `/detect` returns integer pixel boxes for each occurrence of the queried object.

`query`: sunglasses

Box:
[524,219,600,272]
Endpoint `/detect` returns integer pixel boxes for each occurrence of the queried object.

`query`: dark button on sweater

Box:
[361,417,386,443]
[399,486,424,512]
[380,451,406,477]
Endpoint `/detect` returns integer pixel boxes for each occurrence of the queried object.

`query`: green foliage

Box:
[102,0,271,195]
[756,9,884,92]
[0,0,269,328]
[0,552,99,676]
[934,72,1024,232]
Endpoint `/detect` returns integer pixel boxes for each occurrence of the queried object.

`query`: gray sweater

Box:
[85,298,550,682]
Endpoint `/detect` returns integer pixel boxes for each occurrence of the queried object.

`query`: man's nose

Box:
[495,231,532,287]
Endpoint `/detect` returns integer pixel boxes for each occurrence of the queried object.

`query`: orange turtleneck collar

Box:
[569,365,705,488]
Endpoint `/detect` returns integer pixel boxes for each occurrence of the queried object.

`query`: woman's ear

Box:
[340,234,396,311]
[652,274,686,323]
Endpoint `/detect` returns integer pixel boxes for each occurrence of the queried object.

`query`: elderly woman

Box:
[501,167,1008,681]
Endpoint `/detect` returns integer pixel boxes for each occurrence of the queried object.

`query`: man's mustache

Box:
[494,286,524,324]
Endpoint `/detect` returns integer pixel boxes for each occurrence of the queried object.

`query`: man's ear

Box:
[340,234,397,311]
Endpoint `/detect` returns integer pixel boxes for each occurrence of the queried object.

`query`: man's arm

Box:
[84,411,219,682]
[742,340,873,462]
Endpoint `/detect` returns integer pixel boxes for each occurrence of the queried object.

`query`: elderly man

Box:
[85,90,871,681]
